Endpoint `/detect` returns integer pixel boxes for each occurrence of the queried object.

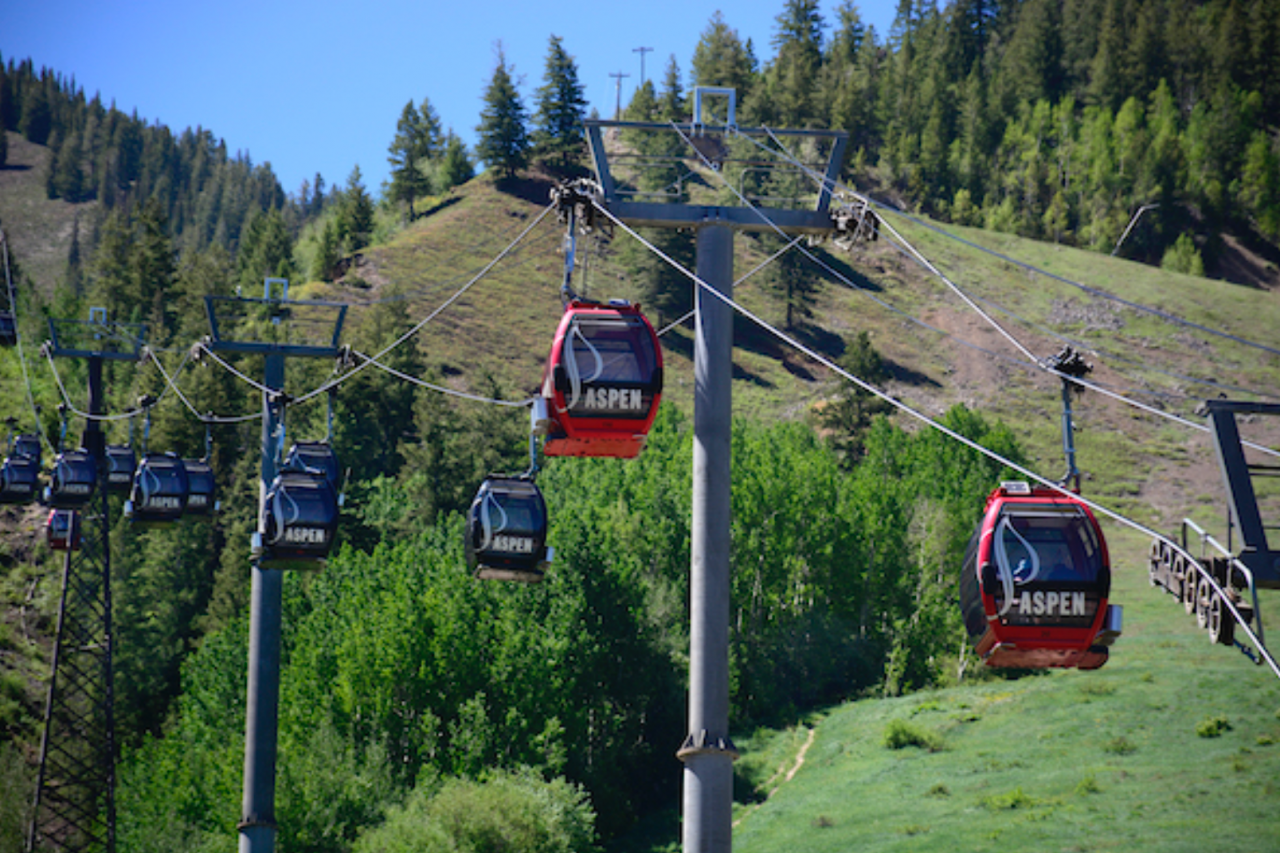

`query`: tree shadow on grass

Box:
[810,247,884,294]
[883,357,941,389]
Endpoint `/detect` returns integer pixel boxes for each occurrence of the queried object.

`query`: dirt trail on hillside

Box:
[733,726,817,829]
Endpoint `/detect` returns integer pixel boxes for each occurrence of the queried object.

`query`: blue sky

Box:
[4,1,896,199]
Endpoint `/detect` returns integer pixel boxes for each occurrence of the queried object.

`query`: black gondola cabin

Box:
[183,458,217,515]
[0,311,16,347]
[106,445,137,493]
[254,467,339,569]
[124,453,189,523]
[13,435,41,468]
[46,448,97,508]
[465,476,552,582]
[0,453,40,504]
[960,482,1121,669]
[537,300,663,459]
[283,441,341,492]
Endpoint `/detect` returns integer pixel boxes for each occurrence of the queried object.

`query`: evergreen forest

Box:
[1,0,1279,850]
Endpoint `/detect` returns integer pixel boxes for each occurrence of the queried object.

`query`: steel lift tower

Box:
[28,310,146,853]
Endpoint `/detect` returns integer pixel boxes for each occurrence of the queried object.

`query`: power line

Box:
[657,234,805,337]
[148,345,262,425]
[189,202,558,414]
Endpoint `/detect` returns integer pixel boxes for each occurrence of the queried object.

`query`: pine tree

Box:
[658,55,685,122]
[311,219,339,282]
[66,213,84,295]
[691,12,757,119]
[435,131,474,192]
[0,61,15,132]
[816,330,890,465]
[624,80,657,122]
[997,0,1064,107]
[336,165,374,253]
[236,208,294,292]
[51,126,86,201]
[311,172,327,217]
[387,97,442,219]
[533,35,588,171]
[18,80,51,145]
[475,45,530,180]
[762,0,824,126]
[130,197,178,341]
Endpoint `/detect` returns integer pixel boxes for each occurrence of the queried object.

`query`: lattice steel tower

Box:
[28,312,145,853]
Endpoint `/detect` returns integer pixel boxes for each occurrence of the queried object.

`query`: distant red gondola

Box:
[960,482,1121,669]
[535,300,663,459]
[46,509,81,551]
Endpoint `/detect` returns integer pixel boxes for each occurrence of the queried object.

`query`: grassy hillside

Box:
[0,131,91,298]
[725,527,1280,853]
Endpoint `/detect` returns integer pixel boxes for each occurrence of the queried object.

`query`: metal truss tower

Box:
[28,312,146,853]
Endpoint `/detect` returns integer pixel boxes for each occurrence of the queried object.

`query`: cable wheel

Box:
[1196,574,1213,630]
[1207,592,1234,646]
[1149,539,1164,587]
[1182,559,1200,614]
[1172,555,1192,601]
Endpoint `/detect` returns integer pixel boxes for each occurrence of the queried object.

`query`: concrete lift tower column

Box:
[584,88,848,853]
[205,278,347,853]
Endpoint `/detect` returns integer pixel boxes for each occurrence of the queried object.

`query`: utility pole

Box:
[205,279,346,853]
[632,46,654,85]
[609,71,631,120]
[29,311,146,853]
[584,91,847,853]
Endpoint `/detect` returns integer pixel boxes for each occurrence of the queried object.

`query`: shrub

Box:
[353,767,596,853]
[1161,233,1205,277]
[1196,716,1232,738]
[979,787,1036,810]
[883,719,945,752]
[1103,736,1137,755]
[1076,775,1102,795]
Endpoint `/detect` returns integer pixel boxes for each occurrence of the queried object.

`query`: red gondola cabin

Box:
[960,482,1121,669]
[536,300,663,459]
[46,509,81,551]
